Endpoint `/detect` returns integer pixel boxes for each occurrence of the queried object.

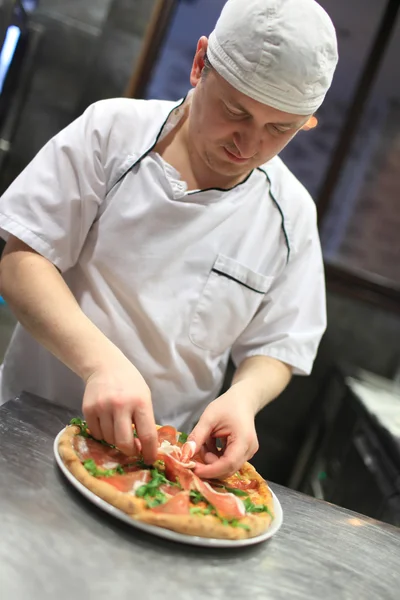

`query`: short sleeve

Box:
[0,102,109,272]
[231,219,326,376]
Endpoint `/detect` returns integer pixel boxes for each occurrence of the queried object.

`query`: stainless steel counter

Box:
[1,393,400,600]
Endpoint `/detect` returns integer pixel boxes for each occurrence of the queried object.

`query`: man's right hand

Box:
[0,237,158,464]
[82,359,158,464]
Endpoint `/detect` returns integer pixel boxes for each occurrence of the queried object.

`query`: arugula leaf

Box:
[70,417,116,448]
[230,520,251,531]
[145,494,167,509]
[203,505,214,516]
[243,497,273,517]
[190,505,214,517]
[188,491,216,516]
[135,456,151,469]
[189,490,205,504]
[83,459,124,478]
[219,517,250,531]
[70,417,89,437]
[189,507,205,516]
[188,489,251,528]
[70,417,143,451]
[135,468,174,508]
[178,431,188,444]
[219,486,249,497]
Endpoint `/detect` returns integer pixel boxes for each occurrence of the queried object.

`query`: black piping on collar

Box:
[108,94,255,196]
[109,95,188,193]
[257,167,290,264]
[186,167,254,195]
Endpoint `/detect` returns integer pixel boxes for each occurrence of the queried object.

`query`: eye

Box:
[269,124,290,135]
[224,104,246,119]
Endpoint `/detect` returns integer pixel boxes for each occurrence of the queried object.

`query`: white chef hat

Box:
[207,0,338,116]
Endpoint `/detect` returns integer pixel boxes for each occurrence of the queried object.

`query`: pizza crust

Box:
[58,426,146,516]
[58,425,274,540]
[137,507,271,540]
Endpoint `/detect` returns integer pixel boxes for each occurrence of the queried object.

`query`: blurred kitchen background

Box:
[1,0,400,526]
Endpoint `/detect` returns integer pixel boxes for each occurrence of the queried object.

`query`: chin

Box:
[207,151,248,175]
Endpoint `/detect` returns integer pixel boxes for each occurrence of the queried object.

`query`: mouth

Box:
[223,147,249,164]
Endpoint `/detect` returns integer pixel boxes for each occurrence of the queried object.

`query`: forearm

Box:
[230,355,292,414]
[0,238,125,381]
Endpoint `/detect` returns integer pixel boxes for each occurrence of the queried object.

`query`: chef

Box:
[0,0,338,479]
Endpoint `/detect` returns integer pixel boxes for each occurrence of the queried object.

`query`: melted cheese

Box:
[77,437,89,454]
[102,461,119,469]
[159,440,181,455]
[131,473,150,494]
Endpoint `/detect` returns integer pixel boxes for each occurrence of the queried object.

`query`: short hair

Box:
[202,53,213,78]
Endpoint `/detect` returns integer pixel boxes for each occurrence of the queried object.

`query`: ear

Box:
[301,116,318,130]
[190,36,209,87]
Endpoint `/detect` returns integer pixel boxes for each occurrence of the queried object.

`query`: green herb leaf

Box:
[243,497,273,517]
[222,486,249,497]
[70,417,116,448]
[236,523,251,531]
[135,485,147,498]
[136,457,151,469]
[70,417,89,437]
[218,517,250,531]
[190,505,215,517]
[135,468,174,508]
[188,490,250,527]
[145,494,167,509]
[83,459,124,478]
[178,432,189,444]
[190,507,205,516]
[189,490,205,504]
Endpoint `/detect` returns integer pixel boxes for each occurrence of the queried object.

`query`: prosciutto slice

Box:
[194,479,246,519]
[157,426,178,445]
[151,492,191,515]
[98,469,151,493]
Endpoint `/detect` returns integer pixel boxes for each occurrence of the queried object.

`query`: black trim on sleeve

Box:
[257,167,290,264]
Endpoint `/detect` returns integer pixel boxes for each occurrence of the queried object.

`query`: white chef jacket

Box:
[0,94,326,432]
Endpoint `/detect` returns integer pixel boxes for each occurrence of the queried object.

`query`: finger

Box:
[113,410,136,456]
[205,438,218,455]
[99,412,115,446]
[189,417,213,453]
[194,441,248,480]
[203,451,219,465]
[134,403,158,465]
[134,437,142,455]
[84,413,102,440]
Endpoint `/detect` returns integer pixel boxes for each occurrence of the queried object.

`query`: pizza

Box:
[58,418,274,540]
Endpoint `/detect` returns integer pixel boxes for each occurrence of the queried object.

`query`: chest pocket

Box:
[189,254,274,355]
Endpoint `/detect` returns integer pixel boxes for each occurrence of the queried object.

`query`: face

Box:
[186,38,311,184]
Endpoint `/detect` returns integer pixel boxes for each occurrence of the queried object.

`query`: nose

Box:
[233,128,261,159]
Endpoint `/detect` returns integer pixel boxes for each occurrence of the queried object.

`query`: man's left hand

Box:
[189,385,259,480]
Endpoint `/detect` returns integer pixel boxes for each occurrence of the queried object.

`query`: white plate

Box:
[53,427,283,548]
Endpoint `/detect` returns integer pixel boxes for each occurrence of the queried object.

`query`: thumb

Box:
[188,416,212,453]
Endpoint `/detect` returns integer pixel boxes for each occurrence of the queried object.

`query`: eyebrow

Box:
[226,100,299,128]
[274,121,299,128]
